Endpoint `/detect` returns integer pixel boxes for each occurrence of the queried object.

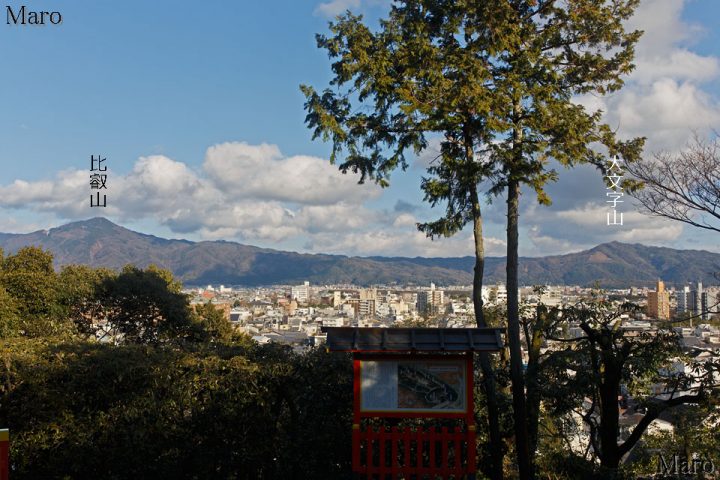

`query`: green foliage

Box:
[537,300,720,471]
[192,301,234,342]
[0,247,357,478]
[0,285,20,338]
[98,264,195,344]
[57,264,116,336]
[302,1,645,226]
[0,337,353,479]
[0,246,70,337]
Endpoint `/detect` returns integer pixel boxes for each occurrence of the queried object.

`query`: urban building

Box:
[291,281,311,303]
[647,279,670,320]
[417,283,444,316]
[676,282,709,322]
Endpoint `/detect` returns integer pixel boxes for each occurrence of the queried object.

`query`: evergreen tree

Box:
[303,1,644,477]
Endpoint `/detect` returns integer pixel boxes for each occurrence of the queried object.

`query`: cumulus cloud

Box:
[595,0,720,151]
[0,170,88,217]
[308,229,506,257]
[524,0,720,254]
[0,142,451,256]
[521,201,684,256]
[203,142,380,205]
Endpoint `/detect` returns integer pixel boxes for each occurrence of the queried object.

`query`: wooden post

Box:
[0,429,9,480]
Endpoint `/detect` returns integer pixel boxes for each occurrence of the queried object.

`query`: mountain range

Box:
[0,217,718,288]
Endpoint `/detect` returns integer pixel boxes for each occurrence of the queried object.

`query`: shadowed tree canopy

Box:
[192,301,235,343]
[57,264,116,336]
[0,285,20,338]
[539,300,720,471]
[99,264,194,344]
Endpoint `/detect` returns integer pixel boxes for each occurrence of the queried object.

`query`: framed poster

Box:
[358,356,468,414]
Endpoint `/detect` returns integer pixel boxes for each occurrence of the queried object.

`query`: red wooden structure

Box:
[323,327,504,480]
[353,353,476,479]
[0,429,8,480]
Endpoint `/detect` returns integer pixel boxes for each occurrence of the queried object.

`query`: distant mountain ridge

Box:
[0,218,718,288]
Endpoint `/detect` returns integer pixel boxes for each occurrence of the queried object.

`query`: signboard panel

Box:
[359,358,467,413]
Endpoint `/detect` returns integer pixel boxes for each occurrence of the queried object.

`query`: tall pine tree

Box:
[302,1,644,477]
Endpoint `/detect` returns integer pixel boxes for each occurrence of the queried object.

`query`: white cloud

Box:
[0,142,442,255]
[308,229,506,257]
[0,213,45,234]
[626,0,702,57]
[607,79,720,150]
[203,142,380,205]
[591,0,720,152]
[314,0,362,17]
[0,170,88,217]
[393,213,417,228]
[519,201,685,256]
[631,50,720,85]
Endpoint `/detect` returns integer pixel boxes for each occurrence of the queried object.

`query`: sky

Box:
[1,0,719,258]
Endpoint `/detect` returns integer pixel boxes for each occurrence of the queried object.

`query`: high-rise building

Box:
[694,282,709,321]
[333,291,343,307]
[647,279,670,320]
[360,288,377,301]
[675,282,709,322]
[417,283,444,315]
[358,299,376,317]
[291,281,310,303]
[676,285,691,314]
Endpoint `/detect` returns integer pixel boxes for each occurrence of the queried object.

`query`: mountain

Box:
[0,218,473,286]
[0,218,718,288]
[371,242,720,288]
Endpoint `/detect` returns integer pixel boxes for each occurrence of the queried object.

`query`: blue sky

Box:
[1,0,719,257]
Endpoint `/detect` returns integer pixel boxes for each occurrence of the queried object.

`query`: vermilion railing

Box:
[351,353,477,479]
[353,425,476,479]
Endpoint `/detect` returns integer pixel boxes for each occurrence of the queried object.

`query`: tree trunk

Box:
[598,359,621,469]
[471,186,504,480]
[507,177,533,479]
[525,305,546,460]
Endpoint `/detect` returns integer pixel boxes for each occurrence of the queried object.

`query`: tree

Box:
[0,335,353,479]
[57,264,116,336]
[0,286,20,338]
[303,2,645,478]
[302,4,504,476]
[540,300,720,473]
[0,246,69,337]
[99,264,194,344]
[626,133,720,234]
[193,301,234,342]
[472,2,644,476]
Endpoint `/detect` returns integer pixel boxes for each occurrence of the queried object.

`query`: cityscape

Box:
[2,0,720,479]
[188,280,720,351]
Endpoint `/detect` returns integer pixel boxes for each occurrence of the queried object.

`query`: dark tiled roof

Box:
[321,327,503,352]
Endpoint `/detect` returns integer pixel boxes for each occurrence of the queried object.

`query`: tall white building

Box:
[676,282,709,321]
[333,291,343,307]
[291,281,310,303]
[676,285,691,314]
